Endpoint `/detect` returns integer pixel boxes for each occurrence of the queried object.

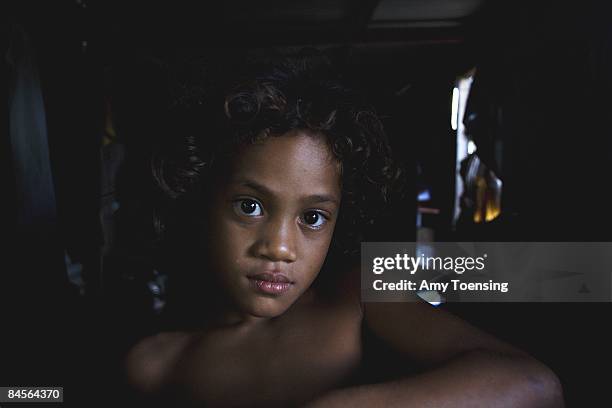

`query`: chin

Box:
[246,297,295,319]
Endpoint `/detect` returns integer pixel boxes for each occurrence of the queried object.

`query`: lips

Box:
[248,272,292,283]
[247,272,293,295]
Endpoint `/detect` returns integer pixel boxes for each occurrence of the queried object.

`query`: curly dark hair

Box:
[149,52,403,281]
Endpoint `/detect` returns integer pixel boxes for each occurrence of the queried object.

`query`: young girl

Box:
[118,53,563,407]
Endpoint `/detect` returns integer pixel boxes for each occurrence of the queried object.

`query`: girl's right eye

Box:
[233,198,263,217]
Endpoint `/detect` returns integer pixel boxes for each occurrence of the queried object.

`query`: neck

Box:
[164,279,271,331]
[207,296,270,329]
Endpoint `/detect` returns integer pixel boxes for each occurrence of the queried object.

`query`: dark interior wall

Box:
[446,3,612,406]
[345,42,469,237]
[460,1,612,241]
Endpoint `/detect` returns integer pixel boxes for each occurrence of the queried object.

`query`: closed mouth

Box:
[247,272,293,283]
[247,273,294,295]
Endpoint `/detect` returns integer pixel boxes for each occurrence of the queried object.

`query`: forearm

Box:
[304,350,564,408]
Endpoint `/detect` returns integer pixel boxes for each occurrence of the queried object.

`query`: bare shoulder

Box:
[320,261,362,313]
[123,331,194,394]
[309,262,364,346]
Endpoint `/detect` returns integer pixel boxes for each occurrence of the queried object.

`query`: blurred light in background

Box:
[451,86,459,130]
[467,140,477,154]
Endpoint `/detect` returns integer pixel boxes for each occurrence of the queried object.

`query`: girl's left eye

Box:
[301,211,327,229]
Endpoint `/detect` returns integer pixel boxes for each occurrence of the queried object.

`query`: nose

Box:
[253,217,298,263]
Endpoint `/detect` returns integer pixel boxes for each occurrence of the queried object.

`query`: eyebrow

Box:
[233,179,340,206]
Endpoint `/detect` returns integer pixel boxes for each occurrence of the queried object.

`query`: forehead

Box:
[227,131,341,196]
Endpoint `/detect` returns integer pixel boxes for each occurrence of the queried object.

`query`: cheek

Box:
[207,215,251,265]
[302,232,335,275]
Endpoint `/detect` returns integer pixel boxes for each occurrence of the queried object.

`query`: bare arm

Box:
[305,301,564,407]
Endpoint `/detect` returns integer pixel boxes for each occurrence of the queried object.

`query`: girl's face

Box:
[206,131,342,319]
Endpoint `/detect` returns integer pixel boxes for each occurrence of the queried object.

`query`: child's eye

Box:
[301,210,328,229]
[233,198,263,217]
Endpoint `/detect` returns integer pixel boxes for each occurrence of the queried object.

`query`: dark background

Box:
[2,0,611,406]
